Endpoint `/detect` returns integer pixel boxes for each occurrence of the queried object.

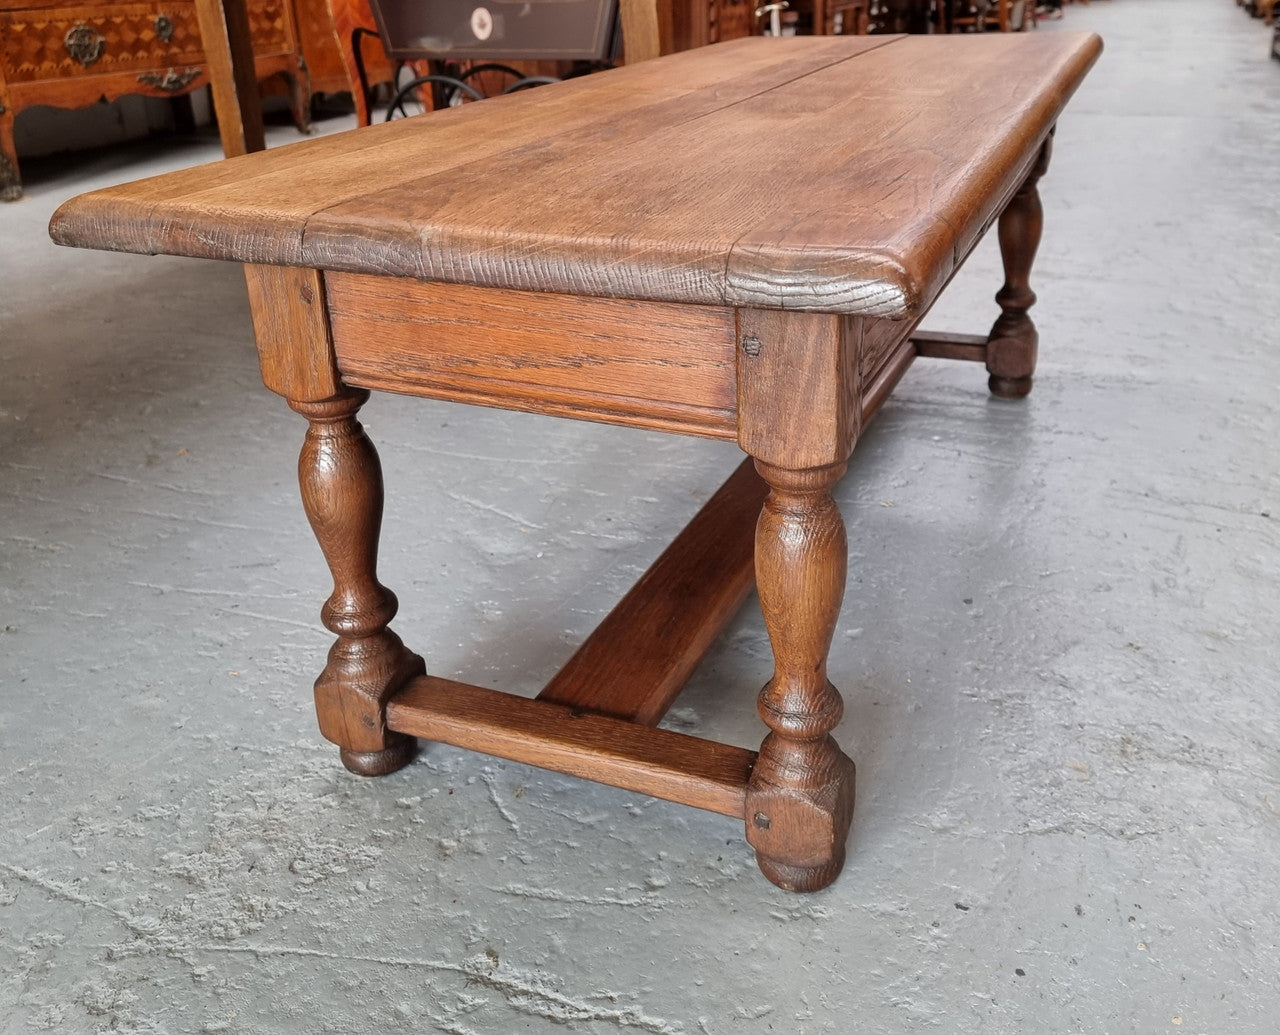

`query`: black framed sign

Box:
[367,0,619,62]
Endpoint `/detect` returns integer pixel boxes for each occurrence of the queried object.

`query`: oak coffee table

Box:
[51,32,1102,892]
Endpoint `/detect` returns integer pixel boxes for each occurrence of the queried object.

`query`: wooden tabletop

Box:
[51,33,1101,319]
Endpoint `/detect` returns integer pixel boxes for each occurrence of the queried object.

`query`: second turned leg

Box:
[746,460,856,893]
[987,134,1053,398]
[291,389,424,776]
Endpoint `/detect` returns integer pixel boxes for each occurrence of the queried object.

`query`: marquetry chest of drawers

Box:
[0,0,308,199]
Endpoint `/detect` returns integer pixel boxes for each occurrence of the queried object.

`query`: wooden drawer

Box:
[0,0,291,84]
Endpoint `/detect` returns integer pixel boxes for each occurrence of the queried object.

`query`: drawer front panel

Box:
[0,0,290,83]
[1,4,202,81]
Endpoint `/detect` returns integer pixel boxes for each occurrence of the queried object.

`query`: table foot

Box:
[291,389,424,774]
[749,734,856,892]
[746,460,856,892]
[987,133,1052,399]
[989,373,1033,399]
[340,742,418,776]
[756,856,845,894]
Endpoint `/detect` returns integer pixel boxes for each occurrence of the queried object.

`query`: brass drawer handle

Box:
[137,67,202,92]
[64,24,105,67]
[154,14,174,42]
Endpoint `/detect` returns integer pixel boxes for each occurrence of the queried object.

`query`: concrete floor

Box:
[2,2,1278,1032]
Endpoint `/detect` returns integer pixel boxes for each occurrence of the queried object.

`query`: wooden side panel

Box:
[244,264,341,401]
[859,315,909,389]
[324,0,396,124]
[387,676,756,818]
[860,336,915,426]
[291,0,351,94]
[326,273,738,437]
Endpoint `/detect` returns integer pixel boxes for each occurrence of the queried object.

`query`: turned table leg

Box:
[987,134,1053,398]
[290,388,424,776]
[746,459,857,893]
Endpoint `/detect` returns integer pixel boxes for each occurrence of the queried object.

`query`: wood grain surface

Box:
[326,272,738,437]
[245,264,341,401]
[746,459,856,892]
[50,32,1101,319]
[289,389,425,776]
[737,309,859,469]
[386,676,756,817]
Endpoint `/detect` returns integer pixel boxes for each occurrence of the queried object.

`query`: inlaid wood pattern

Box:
[1,4,203,80]
[0,0,289,83]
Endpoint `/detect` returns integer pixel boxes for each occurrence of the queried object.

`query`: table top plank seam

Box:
[292,38,904,290]
[49,38,879,263]
[49,34,1102,320]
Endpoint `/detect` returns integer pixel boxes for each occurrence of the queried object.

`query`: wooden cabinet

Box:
[665,0,760,52]
[0,0,308,199]
[660,0,871,55]
[289,0,351,94]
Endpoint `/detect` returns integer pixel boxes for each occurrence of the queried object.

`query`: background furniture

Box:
[321,0,870,129]
[291,0,356,94]
[0,0,309,198]
[663,0,758,50]
[326,0,575,125]
[945,0,1035,32]
[193,0,263,155]
[814,0,872,35]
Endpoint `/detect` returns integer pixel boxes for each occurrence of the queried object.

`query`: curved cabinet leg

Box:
[285,66,314,135]
[746,460,856,893]
[987,133,1052,398]
[1,109,22,202]
[291,388,423,776]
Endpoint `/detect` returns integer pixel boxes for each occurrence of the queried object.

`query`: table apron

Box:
[326,272,742,439]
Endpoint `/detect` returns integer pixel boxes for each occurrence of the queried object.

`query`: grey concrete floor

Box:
[2,3,1279,1032]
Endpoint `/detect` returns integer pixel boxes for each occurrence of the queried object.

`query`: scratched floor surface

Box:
[2,2,1278,1032]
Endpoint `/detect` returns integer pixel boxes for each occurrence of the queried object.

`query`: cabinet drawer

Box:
[0,0,291,84]
[1,3,200,82]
